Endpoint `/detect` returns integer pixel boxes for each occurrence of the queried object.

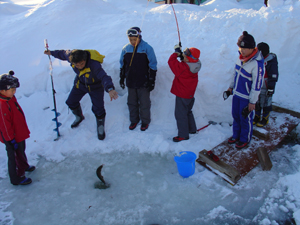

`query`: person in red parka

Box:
[0,71,35,185]
[168,44,201,142]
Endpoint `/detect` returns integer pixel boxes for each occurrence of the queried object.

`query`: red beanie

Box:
[187,48,200,63]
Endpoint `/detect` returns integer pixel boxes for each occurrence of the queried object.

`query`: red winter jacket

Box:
[168,53,199,99]
[0,95,30,143]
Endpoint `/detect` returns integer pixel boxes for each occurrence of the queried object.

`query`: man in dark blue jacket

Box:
[119,27,157,131]
[44,49,118,140]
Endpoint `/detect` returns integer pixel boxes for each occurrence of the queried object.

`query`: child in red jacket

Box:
[0,71,35,185]
[168,45,201,142]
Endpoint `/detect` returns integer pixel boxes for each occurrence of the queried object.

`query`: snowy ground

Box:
[1,0,300,224]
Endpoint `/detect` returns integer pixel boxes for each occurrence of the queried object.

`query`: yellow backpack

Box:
[85,49,105,63]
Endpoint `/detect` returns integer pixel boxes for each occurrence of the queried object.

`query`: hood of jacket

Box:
[186,60,202,74]
[264,53,276,62]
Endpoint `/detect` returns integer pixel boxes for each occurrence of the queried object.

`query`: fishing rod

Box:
[171,3,184,60]
[171,3,181,47]
[44,39,62,141]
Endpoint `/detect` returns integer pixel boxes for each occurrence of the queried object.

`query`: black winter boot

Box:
[253,114,260,125]
[70,106,85,128]
[96,114,106,140]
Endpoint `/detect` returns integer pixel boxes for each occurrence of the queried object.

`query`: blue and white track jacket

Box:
[230,51,265,104]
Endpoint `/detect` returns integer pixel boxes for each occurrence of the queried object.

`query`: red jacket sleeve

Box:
[168,53,189,77]
[0,100,14,142]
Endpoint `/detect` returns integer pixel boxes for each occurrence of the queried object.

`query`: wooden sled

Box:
[196,105,300,185]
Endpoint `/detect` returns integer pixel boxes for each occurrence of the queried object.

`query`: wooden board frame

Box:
[197,107,300,185]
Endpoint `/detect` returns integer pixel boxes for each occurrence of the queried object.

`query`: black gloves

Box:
[242,106,250,118]
[120,68,125,89]
[120,77,125,89]
[9,139,18,150]
[267,89,274,97]
[223,90,232,100]
[174,43,182,54]
[174,43,184,61]
[147,69,157,92]
[147,79,155,92]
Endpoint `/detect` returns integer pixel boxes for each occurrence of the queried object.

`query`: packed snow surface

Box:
[0,0,300,224]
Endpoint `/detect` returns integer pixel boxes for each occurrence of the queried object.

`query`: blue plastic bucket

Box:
[174,151,197,178]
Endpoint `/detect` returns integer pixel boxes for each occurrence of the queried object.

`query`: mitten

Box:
[242,106,250,118]
[174,43,182,54]
[147,80,155,92]
[119,68,125,89]
[223,90,231,100]
[10,139,18,150]
[120,77,125,89]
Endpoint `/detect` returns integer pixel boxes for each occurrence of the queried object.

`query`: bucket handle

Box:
[174,151,195,157]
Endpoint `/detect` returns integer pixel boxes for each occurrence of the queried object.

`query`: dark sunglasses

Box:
[183,48,197,60]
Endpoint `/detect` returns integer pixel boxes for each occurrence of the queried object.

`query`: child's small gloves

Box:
[174,43,182,54]
[223,90,231,100]
[119,68,125,89]
[242,106,250,118]
[119,77,125,89]
[147,79,155,92]
[9,139,18,150]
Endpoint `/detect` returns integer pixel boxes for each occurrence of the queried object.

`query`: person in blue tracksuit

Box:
[227,31,264,149]
[44,49,118,140]
[119,27,157,131]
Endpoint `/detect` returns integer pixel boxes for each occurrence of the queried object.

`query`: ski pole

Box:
[44,39,62,141]
[197,121,217,132]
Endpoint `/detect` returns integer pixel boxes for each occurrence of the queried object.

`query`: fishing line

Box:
[140,0,150,30]
[129,0,150,67]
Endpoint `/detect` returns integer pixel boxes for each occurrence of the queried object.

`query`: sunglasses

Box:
[183,48,197,60]
[126,29,140,37]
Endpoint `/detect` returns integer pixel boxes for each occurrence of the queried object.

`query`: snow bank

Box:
[0,0,300,224]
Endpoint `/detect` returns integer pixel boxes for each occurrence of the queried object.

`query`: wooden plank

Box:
[197,111,300,185]
[197,150,240,184]
[273,104,300,118]
[257,147,272,171]
[253,128,270,140]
